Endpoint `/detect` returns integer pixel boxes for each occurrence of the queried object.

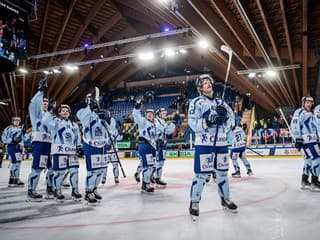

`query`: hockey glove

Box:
[294,138,303,151]
[156,139,165,147]
[48,98,56,113]
[214,105,228,125]
[134,97,144,110]
[205,111,218,128]
[12,136,22,144]
[38,76,48,93]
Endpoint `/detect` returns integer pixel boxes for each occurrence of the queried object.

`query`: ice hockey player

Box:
[291,97,320,191]
[76,93,113,204]
[228,123,253,177]
[27,76,55,201]
[101,111,123,185]
[1,116,28,187]
[188,74,237,219]
[153,107,175,187]
[132,97,156,193]
[42,103,82,202]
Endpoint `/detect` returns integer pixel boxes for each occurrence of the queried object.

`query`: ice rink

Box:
[0,157,319,240]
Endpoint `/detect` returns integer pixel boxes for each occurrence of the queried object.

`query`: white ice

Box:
[0,157,319,240]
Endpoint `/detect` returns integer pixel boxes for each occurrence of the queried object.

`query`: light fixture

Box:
[138,52,154,61]
[266,70,277,78]
[198,40,209,49]
[179,48,187,54]
[248,72,255,78]
[18,68,28,74]
[164,48,175,57]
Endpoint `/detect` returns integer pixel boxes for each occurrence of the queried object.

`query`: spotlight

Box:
[198,40,209,49]
[248,72,256,78]
[266,70,277,78]
[43,70,50,75]
[53,68,61,74]
[179,48,187,54]
[163,27,170,32]
[18,68,28,74]
[138,52,154,61]
[164,48,175,57]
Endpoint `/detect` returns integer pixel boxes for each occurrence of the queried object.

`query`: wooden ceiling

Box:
[0,0,319,129]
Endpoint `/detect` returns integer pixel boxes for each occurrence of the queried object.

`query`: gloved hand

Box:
[134,96,144,110]
[48,98,56,113]
[88,92,98,110]
[21,125,26,135]
[294,138,303,151]
[215,105,228,125]
[12,136,22,144]
[156,139,165,147]
[205,111,218,128]
[38,76,48,93]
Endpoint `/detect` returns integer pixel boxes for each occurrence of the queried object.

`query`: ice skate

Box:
[310,176,320,192]
[231,171,241,178]
[54,189,65,203]
[301,174,311,190]
[114,177,119,184]
[71,188,82,202]
[247,169,253,176]
[101,177,106,185]
[93,187,102,202]
[8,178,15,187]
[221,197,238,213]
[27,189,43,202]
[141,182,154,193]
[155,178,167,188]
[45,185,55,199]
[85,191,98,205]
[189,201,199,221]
[14,179,25,187]
[134,172,140,183]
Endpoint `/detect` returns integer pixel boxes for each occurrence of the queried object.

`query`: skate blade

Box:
[156,184,167,188]
[55,199,65,203]
[190,214,198,221]
[85,201,97,206]
[45,195,55,199]
[26,198,43,202]
[223,207,238,213]
[141,190,154,194]
[72,197,82,202]
[300,186,310,190]
[231,176,241,178]
[310,188,320,192]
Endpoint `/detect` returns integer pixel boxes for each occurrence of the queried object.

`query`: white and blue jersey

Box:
[155,117,175,162]
[29,91,52,169]
[42,112,81,170]
[133,108,156,174]
[291,108,319,160]
[314,105,320,138]
[76,106,112,171]
[188,96,234,173]
[1,124,28,163]
[228,126,246,155]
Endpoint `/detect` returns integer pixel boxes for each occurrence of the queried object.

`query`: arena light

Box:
[18,68,28,74]
[64,64,79,72]
[266,69,277,78]
[53,68,61,74]
[179,48,187,54]
[138,52,154,61]
[43,70,50,75]
[198,40,209,49]
[164,48,175,57]
[248,72,256,78]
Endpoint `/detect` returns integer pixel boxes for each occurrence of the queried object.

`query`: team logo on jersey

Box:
[199,153,214,171]
[94,127,103,137]
[65,132,72,142]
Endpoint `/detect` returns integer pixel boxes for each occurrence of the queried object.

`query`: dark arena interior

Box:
[0,1,320,240]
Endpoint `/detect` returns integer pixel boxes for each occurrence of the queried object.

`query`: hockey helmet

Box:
[301,96,314,104]
[156,107,167,118]
[145,109,154,115]
[58,104,71,114]
[43,98,48,103]
[12,116,21,122]
[195,74,214,93]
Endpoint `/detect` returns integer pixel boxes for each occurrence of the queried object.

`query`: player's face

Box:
[303,100,313,111]
[42,101,48,111]
[13,119,20,126]
[160,111,167,119]
[146,112,154,122]
[59,108,70,119]
[201,79,213,97]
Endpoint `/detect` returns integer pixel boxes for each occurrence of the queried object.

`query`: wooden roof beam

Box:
[256,0,295,105]
[302,0,308,96]
[279,0,300,102]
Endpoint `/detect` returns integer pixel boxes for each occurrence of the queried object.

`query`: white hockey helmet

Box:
[301,96,314,105]
[195,74,214,94]
[12,116,21,122]
[58,104,71,113]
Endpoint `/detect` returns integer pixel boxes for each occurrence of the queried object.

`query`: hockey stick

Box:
[95,86,126,178]
[102,121,127,178]
[278,107,295,141]
[246,146,264,157]
[220,45,233,100]
[211,45,233,167]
